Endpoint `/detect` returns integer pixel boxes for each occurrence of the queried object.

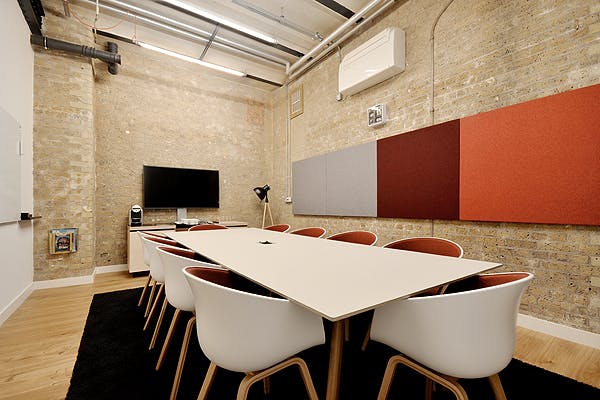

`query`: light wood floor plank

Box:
[0,271,598,400]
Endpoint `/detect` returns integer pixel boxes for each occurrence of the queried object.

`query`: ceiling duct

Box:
[30,34,122,75]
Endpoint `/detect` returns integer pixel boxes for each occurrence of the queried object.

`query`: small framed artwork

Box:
[49,228,78,254]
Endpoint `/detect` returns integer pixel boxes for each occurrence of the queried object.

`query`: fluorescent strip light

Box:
[163,0,277,44]
[137,41,246,77]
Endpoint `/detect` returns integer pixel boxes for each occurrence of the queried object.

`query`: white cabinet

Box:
[127,225,175,273]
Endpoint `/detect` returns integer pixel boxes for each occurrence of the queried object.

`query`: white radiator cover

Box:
[338,27,406,96]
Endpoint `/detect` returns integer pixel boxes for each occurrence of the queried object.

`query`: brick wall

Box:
[33,0,96,280]
[33,0,271,275]
[93,40,270,267]
[269,0,600,333]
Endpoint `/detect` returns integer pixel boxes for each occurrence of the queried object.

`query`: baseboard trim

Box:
[0,283,34,326]
[32,274,94,290]
[93,264,128,275]
[518,313,600,349]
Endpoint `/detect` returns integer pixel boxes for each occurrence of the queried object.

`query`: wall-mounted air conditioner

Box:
[338,27,405,97]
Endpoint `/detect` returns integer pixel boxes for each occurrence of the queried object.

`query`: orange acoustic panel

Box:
[460,84,600,225]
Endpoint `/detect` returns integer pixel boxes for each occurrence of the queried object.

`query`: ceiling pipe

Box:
[287,0,396,82]
[287,0,389,75]
[30,34,121,74]
[83,0,290,68]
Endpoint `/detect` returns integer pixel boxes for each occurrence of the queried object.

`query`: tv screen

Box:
[143,165,219,209]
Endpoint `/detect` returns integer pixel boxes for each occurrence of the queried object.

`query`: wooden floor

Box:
[0,271,598,399]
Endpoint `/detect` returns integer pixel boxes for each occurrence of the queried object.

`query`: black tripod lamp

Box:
[253,184,273,229]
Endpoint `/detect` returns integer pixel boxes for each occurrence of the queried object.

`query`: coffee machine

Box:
[129,204,143,226]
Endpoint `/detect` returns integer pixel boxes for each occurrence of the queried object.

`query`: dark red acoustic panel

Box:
[460,84,600,225]
[377,120,460,220]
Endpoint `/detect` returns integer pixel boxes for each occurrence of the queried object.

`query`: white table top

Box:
[169,228,501,321]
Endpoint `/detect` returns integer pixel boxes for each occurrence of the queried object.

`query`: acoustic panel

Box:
[377,120,460,220]
[325,141,377,217]
[460,84,600,225]
[292,154,327,215]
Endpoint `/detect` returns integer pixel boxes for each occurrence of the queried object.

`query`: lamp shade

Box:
[253,184,270,201]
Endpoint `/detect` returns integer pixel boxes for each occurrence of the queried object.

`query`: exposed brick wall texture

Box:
[269,0,600,334]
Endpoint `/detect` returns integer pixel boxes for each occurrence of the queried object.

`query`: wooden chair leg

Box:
[488,374,507,400]
[149,296,168,350]
[144,279,156,317]
[138,274,152,307]
[197,362,218,400]
[382,354,469,400]
[170,316,196,400]
[425,378,434,400]
[156,308,182,371]
[144,284,164,331]
[295,357,319,400]
[262,376,270,395]
[344,319,350,342]
[236,357,317,400]
[377,355,401,400]
[361,321,372,352]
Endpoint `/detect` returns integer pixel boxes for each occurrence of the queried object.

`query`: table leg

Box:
[326,320,344,400]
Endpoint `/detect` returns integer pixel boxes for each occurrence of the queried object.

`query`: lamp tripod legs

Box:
[261,202,274,229]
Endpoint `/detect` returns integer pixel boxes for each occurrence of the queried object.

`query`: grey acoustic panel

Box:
[325,142,377,217]
[292,154,327,215]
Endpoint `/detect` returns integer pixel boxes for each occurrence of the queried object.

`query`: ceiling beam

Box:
[313,0,355,19]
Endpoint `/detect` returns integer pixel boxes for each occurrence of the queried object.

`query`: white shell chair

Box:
[183,266,326,400]
[139,235,180,348]
[370,272,533,400]
[362,236,465,351]
[137,231,169,309]
[155,246,225,400]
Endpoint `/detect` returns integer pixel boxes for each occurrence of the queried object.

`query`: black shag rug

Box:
[66,288,600,399]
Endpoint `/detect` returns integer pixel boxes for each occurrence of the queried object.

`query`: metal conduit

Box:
[286,0,389,75]
[81,0,290,68]
[287,0,396,82]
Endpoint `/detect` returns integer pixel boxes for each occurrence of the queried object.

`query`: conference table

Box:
[168,228,502,400]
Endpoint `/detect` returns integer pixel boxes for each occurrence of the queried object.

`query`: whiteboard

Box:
[0,107,21,223]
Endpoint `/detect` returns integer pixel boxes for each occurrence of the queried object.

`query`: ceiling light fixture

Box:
[137,41,246,77]
[162,0,277,44]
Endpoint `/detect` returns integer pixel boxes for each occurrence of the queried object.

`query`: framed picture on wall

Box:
[49,228,78,254]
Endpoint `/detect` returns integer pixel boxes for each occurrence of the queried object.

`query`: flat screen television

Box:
[143,165,219,209]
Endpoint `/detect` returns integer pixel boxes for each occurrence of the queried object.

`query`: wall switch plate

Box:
[367,104,387,127]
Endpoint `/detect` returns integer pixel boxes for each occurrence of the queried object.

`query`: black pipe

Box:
[106,42,119,75]
[30,34,121,66]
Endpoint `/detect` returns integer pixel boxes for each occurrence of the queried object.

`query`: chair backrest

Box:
[183,267,325,373]
[188,224,228,231]
[140,230,168,238]
[157,246,224,312]
[370,272,533,379]
[327,230,377,246]
[264,224,291,232]
[289,227,327,238]
[138,232,178,268]
[384,237,464,258]
[139,235,179,282]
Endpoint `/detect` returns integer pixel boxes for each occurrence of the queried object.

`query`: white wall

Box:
[0,1,34,324]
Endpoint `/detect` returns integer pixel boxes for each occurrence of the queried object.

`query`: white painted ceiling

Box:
[70,0,378,88]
